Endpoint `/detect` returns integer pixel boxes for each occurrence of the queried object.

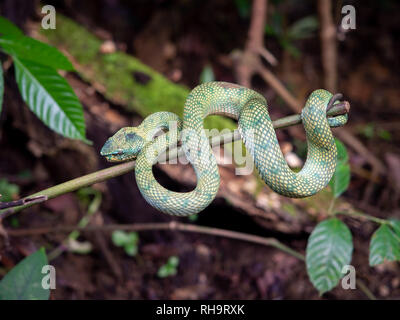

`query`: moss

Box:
[41,15,235,131]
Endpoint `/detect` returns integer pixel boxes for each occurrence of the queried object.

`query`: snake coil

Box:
[101,82,348,216]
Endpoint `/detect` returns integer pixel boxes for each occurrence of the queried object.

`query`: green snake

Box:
[101,81,348,216]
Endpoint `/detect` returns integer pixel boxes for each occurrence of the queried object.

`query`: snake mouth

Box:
[103,153,136,162]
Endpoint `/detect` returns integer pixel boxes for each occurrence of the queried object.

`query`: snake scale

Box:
[101,81,348,216]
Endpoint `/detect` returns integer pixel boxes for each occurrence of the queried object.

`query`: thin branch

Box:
[336,211,389,225]
[0,103,349,218]
[258,64,302,112]
[6,220,375,299]
[0,195,48,210]
[6,221,304,260]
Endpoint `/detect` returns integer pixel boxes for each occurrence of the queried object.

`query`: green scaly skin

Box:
[101,81,348,216]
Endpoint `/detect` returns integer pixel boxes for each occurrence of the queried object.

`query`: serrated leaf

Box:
[0,248,49,300]
[0,16,23,37]
[13,57,88,142]
[0,35,73,71]
[0,64,3,115]
[369,224,400,266]
[306,218,353,294]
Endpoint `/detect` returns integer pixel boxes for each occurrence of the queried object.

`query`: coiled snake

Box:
[101,81,348,216]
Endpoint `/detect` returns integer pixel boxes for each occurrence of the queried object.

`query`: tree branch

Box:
[0,103,349,218]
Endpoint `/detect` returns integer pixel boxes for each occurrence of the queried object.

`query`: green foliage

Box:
[62,187,103,255]
[0,16,88,143]
[112,230,140,256]
[14,57,88,142]
[199,64,215,84]
[265,14,318,58]
[0,248,49,300]
[358,123,392,141]
[306,218,353,294]
[0,178,19,202]
[390,219,400,237]
[329,139,350,198]
[369,224,400,266]
[157,256,179,278]
[0,35,73,70]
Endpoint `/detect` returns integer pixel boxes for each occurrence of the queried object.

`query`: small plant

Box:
[265,13,318,58]
[157,256,179,278]
[305,138,400,294]
[0,178,19,202]
[111,230,140,256]
[0,16,89,143]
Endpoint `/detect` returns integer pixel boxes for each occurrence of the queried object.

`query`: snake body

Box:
[101,81,348,216]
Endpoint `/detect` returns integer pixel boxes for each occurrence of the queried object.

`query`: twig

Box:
[0,195,47,210]
[258,64,302,112]
[7,221,303,260]
[336,211,389,225]
[235,0,385,176]
[0,104,349,218]
[6,220,375,299]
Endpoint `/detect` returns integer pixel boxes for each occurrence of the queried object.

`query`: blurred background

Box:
[0,0,399,299]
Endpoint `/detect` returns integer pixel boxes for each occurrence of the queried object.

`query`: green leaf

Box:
[112,230,130,247]
[157,265,171,278]
[0,16,23,37]
[329,163,350,198]
[124,243,138,257]
[168,256,179,267]
[0,178,20,202]
[199,64,215,84]
[335,138,349,164]
[0,64,3,116]
[329,139,350,198]
[390,219,400,237]
[288,16,319,40]
[369,224,400,266]
[127,232,139,244]
[13,57,88,142]
[0,35,74,71]
[0,248,49,300]
[306,218,353,294]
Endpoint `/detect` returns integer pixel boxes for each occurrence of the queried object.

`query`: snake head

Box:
[101,127,145,162]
